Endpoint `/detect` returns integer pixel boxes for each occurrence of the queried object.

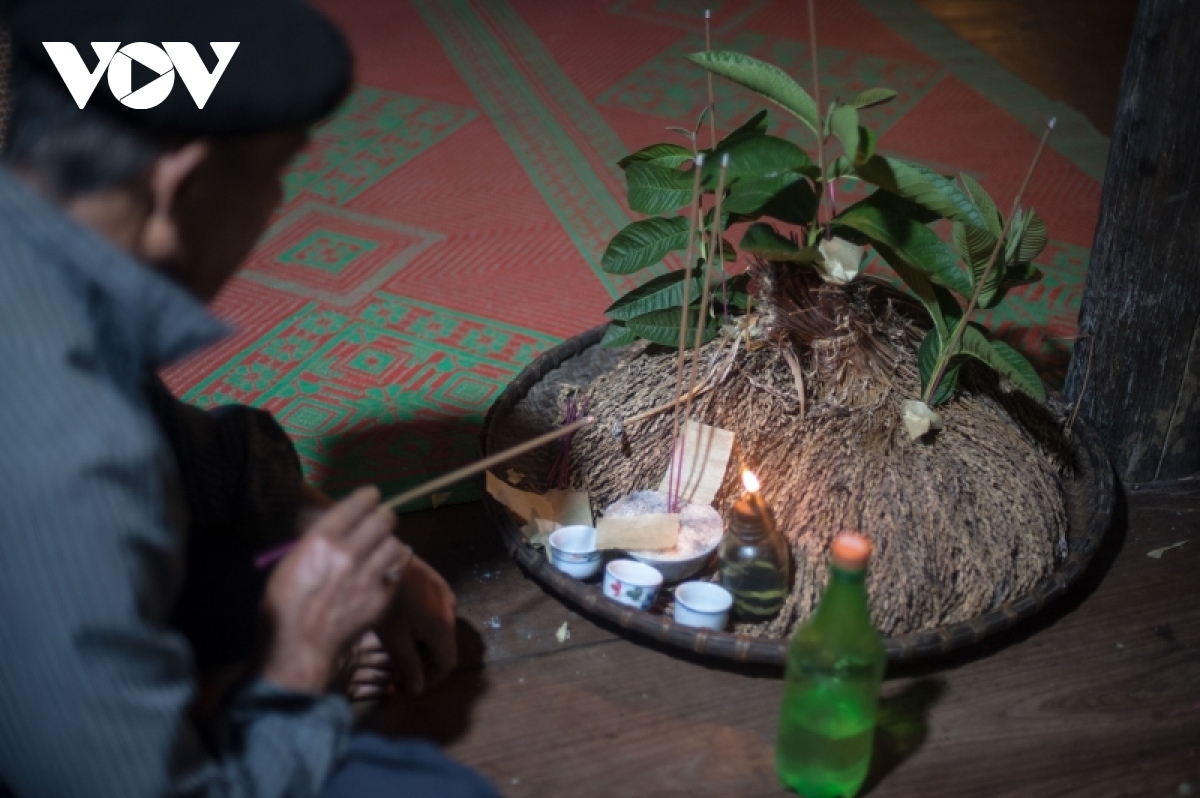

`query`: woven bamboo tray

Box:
[480,326,1114,665]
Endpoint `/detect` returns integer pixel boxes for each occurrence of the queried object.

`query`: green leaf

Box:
[1018,210,1048,262]
[605,270,706,321]
[724,171,808,216]
[829,105,860,167]
[686,50,819,134]
[959,326,1045,402]
[739,223,817,262]
[850,88,897,110]
[827,155,855,182]
[718,110,769,148]
[703,133,816,188]
[601,322,638,348]
[917,329,961,405]
[855,126,877,166]
[758,177,819,225]
[999,262,1043,291]
[717,239,738,262]
[618,142,694,170]
[601,216,691,275]
[626,306,717,347]
[951,220,998,294]
[855,156,988,229]
[833,193,974,298]
[625,162,696,215]
[958,173,1002,236]
[873,247,960,341]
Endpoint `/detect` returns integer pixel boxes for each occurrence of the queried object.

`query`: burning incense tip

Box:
[742,469,761,493]
[1048,117,1057,129]
[720,153,730,167]
[705,8,711,18]
[695,152,706,167]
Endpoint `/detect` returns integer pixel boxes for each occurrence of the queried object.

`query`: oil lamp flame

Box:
[742,470,761,493]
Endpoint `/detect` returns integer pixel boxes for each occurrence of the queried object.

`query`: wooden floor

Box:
[914,0,1138,136]
[376,479,1200,797]
[361,2,1192,796]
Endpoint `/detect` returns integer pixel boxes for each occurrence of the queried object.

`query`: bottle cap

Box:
[831,532,872,570]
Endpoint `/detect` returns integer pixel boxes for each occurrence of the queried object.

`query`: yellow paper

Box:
[595,513,679,551]
[657,420,735,506]
[486,472,593,536]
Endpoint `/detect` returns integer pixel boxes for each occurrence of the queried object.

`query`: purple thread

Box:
[254,540,296,570]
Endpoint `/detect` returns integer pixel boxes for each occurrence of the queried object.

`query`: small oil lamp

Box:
[718,470,791,623]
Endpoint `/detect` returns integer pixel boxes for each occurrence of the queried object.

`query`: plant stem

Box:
[806,0,825,234]
[673,156,730,510]
[668,155,707,509]
[922,119,1056,404]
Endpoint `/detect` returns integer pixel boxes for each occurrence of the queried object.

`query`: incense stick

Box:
[667,154,707,510]
[254,416,596,569]
[923,118,1056,403]
[383,416,595,511]
[806,0,828,237]
[704,9,717,150]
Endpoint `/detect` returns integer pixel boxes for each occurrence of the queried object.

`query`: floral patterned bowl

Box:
[602,559,663,610]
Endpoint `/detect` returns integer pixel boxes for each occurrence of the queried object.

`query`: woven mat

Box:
[159,0,1107,510]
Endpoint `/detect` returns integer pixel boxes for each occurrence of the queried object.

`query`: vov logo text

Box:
[42,42,240,110]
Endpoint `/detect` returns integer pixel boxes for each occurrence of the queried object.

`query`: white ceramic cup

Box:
[603,559,663,610]
[673,581,733,630]
[548,525,602,579]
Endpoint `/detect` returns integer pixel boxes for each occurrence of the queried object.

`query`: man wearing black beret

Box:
[0,1,499,796]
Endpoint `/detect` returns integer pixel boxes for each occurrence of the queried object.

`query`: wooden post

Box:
[1064,0,1200,483]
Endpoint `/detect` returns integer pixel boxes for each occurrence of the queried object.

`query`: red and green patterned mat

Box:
[164,0,1107,510]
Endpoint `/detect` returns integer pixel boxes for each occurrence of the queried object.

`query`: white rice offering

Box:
[603,489,723,561]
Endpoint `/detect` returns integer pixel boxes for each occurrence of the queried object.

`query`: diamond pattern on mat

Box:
[240,203,442,306]
[284,86,476,207]
[597,30,942,140]
[181,294,559,507]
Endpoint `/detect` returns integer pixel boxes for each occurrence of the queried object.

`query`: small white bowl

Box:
[673,581,733,630]
[548,525,602,580]
[603,559,663,610]
[629,539,719,583]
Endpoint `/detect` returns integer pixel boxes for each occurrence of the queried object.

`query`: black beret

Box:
[5,0,352,136]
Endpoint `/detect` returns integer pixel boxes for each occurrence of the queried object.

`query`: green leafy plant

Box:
[600,49,1048,406]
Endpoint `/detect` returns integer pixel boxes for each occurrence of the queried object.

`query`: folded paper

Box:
[658,419,735,506]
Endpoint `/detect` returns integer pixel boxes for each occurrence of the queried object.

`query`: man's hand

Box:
[259,486,411,693]
[375,555,458,695]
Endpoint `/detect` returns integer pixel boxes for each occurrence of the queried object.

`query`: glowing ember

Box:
[742,470,761,493]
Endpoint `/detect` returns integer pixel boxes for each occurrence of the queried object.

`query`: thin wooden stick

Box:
[924,118,1056,403]
[680,154,728,430]
[704,9,718,150]
[383,416,595,511]
[667,154,707,508]
[255,416,597,569]
[807,0,826,233]
[671,154,729,511]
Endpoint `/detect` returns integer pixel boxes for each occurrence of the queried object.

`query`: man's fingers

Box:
[344,506,398,560]
[312,486,380,541]
[361,533,411,588]
[348,666,392,684]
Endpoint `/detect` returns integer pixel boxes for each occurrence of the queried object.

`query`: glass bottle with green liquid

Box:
[776,532,885,798]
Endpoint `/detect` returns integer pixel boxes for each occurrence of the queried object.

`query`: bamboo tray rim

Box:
[480,326,1115,665]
